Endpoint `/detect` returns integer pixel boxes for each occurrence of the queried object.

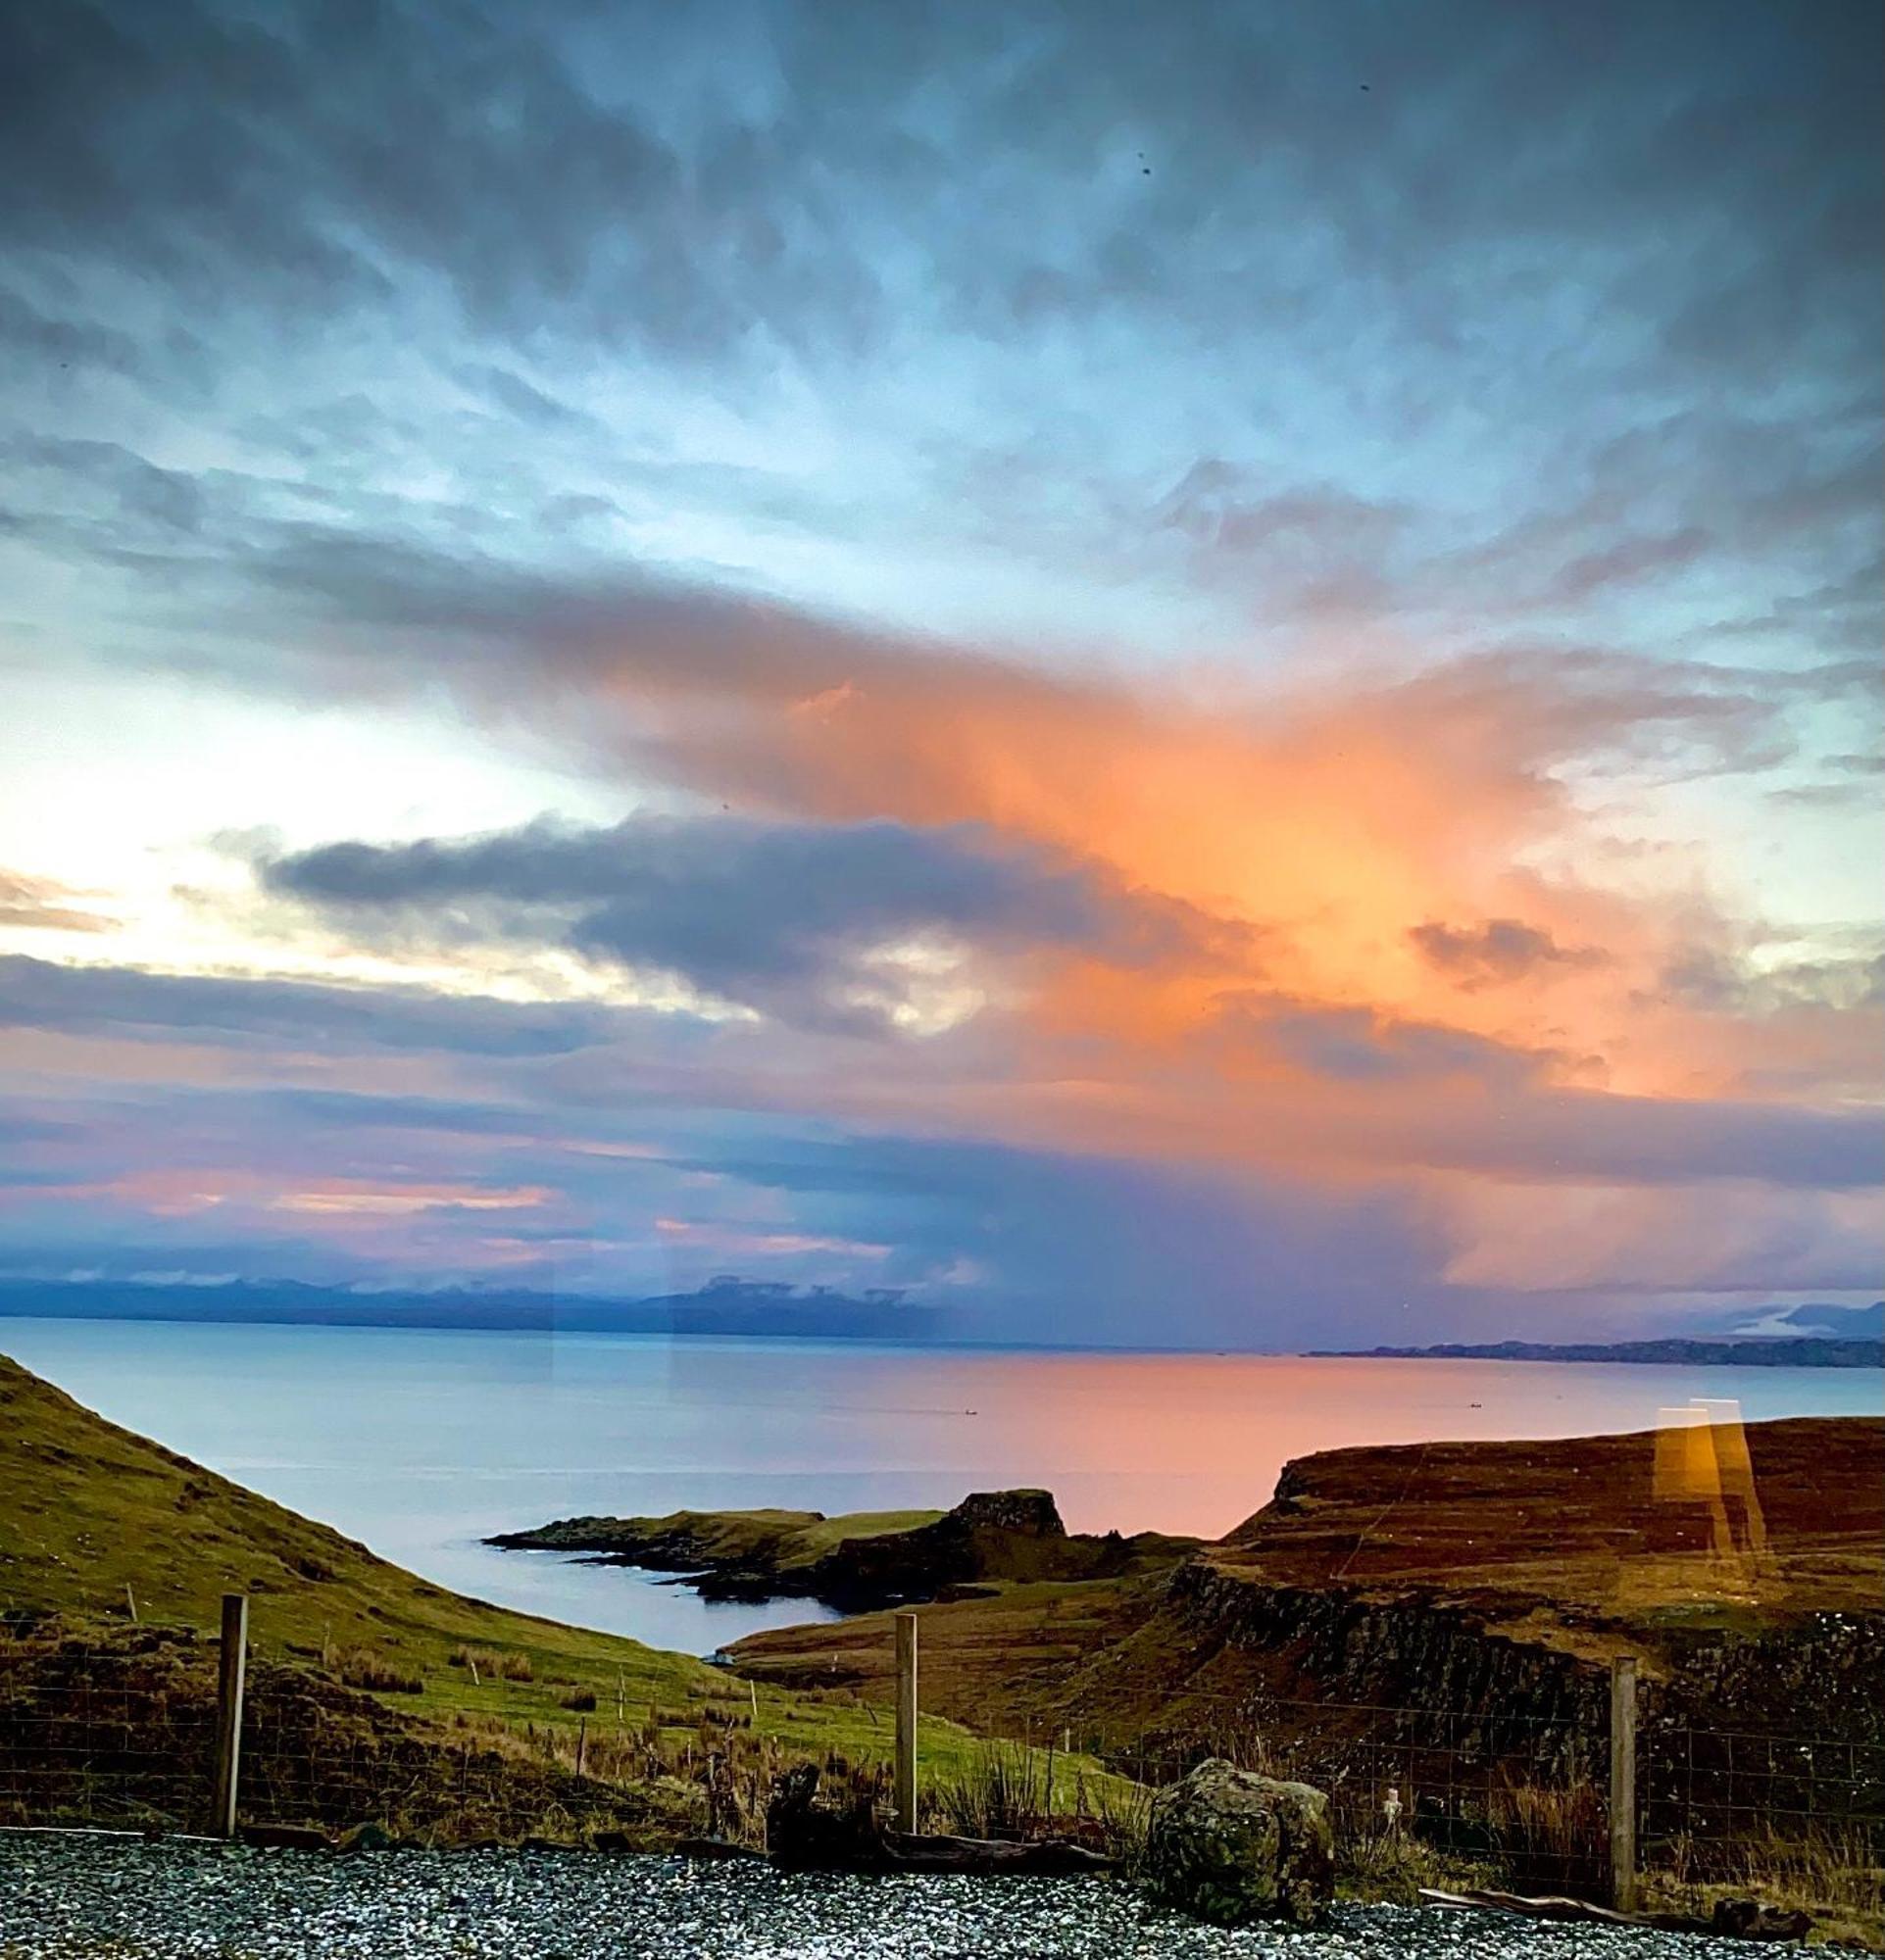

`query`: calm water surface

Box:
[5,1319,1877,1654]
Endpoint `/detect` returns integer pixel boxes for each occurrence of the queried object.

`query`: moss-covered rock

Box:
[1142,1757,1333,1927]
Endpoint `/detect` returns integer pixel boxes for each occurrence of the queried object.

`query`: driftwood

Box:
[764,1763,1113,1876]
[1420,1887,1812,1943]
[882,1830,1116,1875]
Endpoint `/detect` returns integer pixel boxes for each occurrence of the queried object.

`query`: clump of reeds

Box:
[329,1646,423,1694]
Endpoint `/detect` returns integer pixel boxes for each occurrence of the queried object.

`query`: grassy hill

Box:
[0,1353,1014,1790]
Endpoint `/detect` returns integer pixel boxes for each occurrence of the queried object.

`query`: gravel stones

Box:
[1143,1760,1335,1927]
[0,1834,1776,1959]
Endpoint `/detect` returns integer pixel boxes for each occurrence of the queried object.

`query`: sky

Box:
[0,0,1879,1348]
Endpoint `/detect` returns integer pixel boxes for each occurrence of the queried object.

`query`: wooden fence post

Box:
[212,1592,249,1839]
[1610,1653,1638,1913]
[894,1611,918,1835]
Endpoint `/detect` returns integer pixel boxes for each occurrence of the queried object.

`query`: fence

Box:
[3,1599,1880,1919]
[0,1601,780,1847]
[1041,1667,1883,1910]
[895,1621,1879,1912]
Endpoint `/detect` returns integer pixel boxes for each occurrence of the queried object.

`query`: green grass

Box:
[0,1352,1003,1785]
[783,1510,943,1564]
[503,1504,947,1575]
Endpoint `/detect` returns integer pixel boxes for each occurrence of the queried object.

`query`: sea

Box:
[4,1318,1877,1656]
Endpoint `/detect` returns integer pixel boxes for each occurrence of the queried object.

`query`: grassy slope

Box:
[0,1353,980,1774]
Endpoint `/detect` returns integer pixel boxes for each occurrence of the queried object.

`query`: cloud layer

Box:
[0,0,1878,1343]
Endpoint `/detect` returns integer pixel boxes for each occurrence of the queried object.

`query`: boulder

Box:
[1142,1758,1333,1928]
[764,1764,882,1871]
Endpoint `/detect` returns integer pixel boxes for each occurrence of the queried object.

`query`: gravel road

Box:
[1,1835,1772,1959]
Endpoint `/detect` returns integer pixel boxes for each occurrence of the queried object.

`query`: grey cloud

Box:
[0,954,624,1056]
[1661,943,1885,1015]
[1765,782,1878,811]
[152,515,1866,803]
[1,433,206,529]
[264,814,1220,1032]
[0,286,140,370]
[460,367,600,434]
[1410,918,1606,989]
[0,0,878,361]
[1,0,1875,696]
[8,2,1874,393]
[1547,528,1714,606]
[1155,462,1409,561]
[1253,1002,1547,1088]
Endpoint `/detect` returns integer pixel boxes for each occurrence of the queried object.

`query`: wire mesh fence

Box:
[1637,1717,1885,1889]
[0,1608,742,1845]
[1035,1690,1611,1895]
[3,1600,1880,1919]
[1090,1683,1885,1905]
[0,1624,221,1834]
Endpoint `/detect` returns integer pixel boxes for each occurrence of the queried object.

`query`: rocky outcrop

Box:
[493,1491,1197,1615]
[786,1490,1092,1611]
[1142,1759,1332,1927]
[1162,1560,1610,1761]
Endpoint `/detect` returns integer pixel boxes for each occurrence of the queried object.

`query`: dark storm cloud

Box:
[264,813,1221,1030]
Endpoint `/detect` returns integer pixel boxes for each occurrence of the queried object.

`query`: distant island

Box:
[1314,1335,1883,1368]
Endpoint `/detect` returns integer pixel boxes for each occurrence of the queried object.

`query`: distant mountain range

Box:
[3,1275,1879,1360]
[1749,1301,1884,1339]
[0,1274,939,1342]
